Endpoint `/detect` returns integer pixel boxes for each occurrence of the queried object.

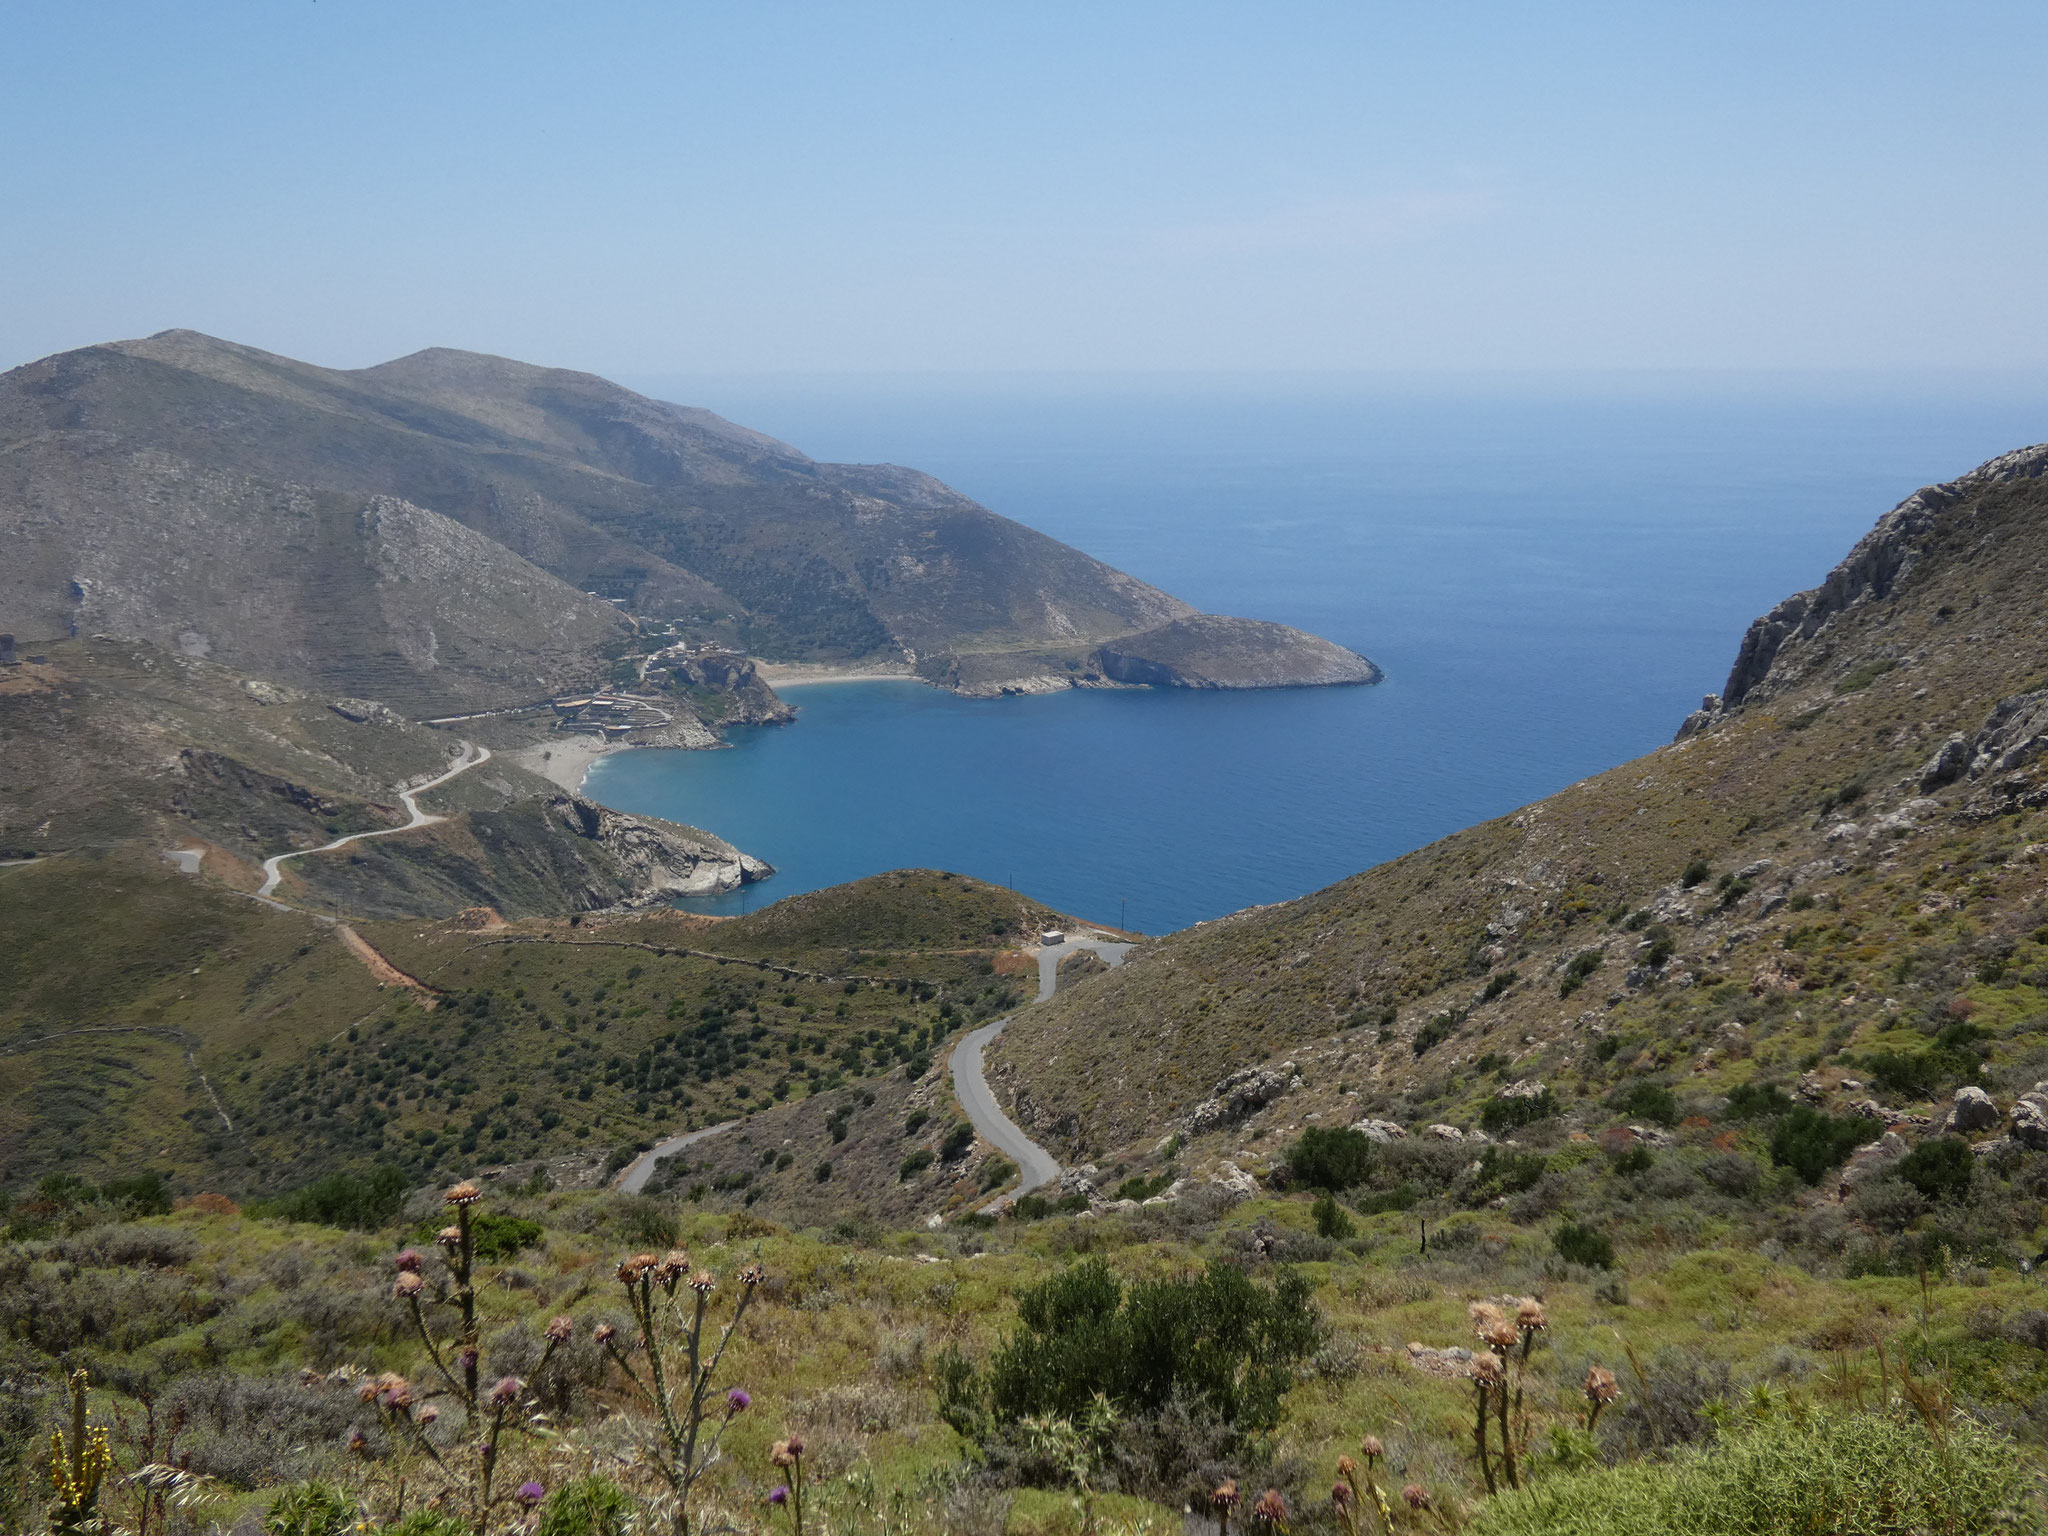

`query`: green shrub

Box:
[264,1482,355,1536]
[1311,1194,1356,1240]
[1559,950,1605,998]
[977,1257,1321,1439]
[1112,1172,1173,1202]
[1483,1089,1557,1133]
[1470,1146,1550,1201]
[940,1122,976,1160]
[899,1150,935,1180]
[1896,1137,1973,1201]
[1680,859,1711,888]
[979,1157,1018,1192]
[1610,1081,1680,1127]
[97,1173,173,1216]
[467,1212,545,1262]
[1768,1105,1873,1185]
[904,1109,930,1136]
[1413,1010,1462,1056]
[1468,1407,2035,1536]
[256,1167,408,1229]
[1555,1221,1616,1270]
[1724,1083,1794,1120]
[1283,1126,1376,1191]
[535,1476,634,1536]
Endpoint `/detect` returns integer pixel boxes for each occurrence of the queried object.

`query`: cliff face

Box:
[0,331,1371,697]
[1683,443,2048,733]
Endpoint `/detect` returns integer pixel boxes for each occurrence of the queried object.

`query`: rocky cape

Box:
[0,330,1377,717]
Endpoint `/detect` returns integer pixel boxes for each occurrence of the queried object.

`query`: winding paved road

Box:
[617,1121,741,1194]
[953,937,1133,1201]
[256,743,491,898]
[610,935,1133,1202]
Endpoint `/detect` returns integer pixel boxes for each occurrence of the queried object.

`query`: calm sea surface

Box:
[590,376,2048,933]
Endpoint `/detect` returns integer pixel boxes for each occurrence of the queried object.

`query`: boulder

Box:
[1178,1062,1297,1137]
[2010,1084,2048,1150]
[1425,1124,1466,1142]
[1208,1163,1258,1198]
[1496,1078,1548,1101]
[1350,1118,1408,1143]
[1949,1086,2000,1135]
[1838,1132,1909,1198]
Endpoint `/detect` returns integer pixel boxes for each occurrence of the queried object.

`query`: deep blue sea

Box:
[591,374,2048,934]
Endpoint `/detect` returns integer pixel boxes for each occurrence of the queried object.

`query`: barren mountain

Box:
[0,330,1375,707]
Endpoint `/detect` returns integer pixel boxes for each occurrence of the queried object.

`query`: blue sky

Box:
[4,2,2045,375]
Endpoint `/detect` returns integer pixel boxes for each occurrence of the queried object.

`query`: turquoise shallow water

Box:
[588,378,2048,933]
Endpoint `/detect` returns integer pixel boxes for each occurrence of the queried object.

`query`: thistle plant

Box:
[1467,1297,1547,1492]
[767,1432,807,1536]
[1582,1364,1620,1433]
[592,1246,765,1536]
[1333,1437,1392,1536]
[1210,1477,1240,1536]
[372,1182,570,1533]
[47,1369,113,1536]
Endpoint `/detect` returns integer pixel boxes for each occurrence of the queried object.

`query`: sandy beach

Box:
[509,735,626,794]
[755,661,919,687]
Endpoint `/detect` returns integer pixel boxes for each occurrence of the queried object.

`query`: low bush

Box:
[1484,1089,1558,1133]
[255,1167,409,1229]
[1469,1408,2035,1536]
[1311,1194,1355,1240]
[961,1257,1321,1445]
[899,1150,935,1180]
[1895,1136,1974,1201]
[1283,1126,1376,1191]
[1554,1221,1616,1270]
[1609,1081,1680,1127]
[1768,1106,1874,1185]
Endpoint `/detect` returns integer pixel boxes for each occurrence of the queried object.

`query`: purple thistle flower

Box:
[516,1481,545,1507]
[769,1486,790,1505]
[490,1375,523,1407]
[726,1387,751,1412]
[394,1248,423,1273]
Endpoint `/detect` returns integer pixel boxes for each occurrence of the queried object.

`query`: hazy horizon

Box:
[6,3,2046,379]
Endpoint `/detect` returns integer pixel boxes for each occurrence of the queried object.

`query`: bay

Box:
[589,374,2048,933]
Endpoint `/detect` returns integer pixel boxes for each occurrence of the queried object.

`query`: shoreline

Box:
[509,735,627,794]
[755,661,919,687]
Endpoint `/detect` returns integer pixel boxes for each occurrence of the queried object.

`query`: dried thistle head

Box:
[393,1248,423,1273]
[489,1376,523,1408]
[392,1271,425,1300]
[593,1322,617,1345]
[1481,1320,1520,1353]
[1584,1364,1620,1405]
[1251,1488,1287,1525]
[545,1315,574,1343]
[657,1248,691,1282]
[1361,1434,1384,1462]
[1516,1298,1549,1333]
[444,1181,483,1207]
[687,1269,716,1294]
[1402,1484,1432,1511]
[435,1225,463,1248]
[1471,1353,1504,1386]
[740,1262,767,1288]
[617,1253,658,1285]
[1212,1478,1240,1510]
[1469,1300,1506,1334]
[1336,1454,1357,1477]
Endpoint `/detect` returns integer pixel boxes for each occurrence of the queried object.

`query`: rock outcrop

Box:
[1179,1061,1300,1136]
[1680,443,2048,736]
[1947,1085,2000,1135]
[2011,1084,2048,1150]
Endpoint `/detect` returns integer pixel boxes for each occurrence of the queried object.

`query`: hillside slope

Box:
[0,331,1374,698]
[990,444,2048,1166]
